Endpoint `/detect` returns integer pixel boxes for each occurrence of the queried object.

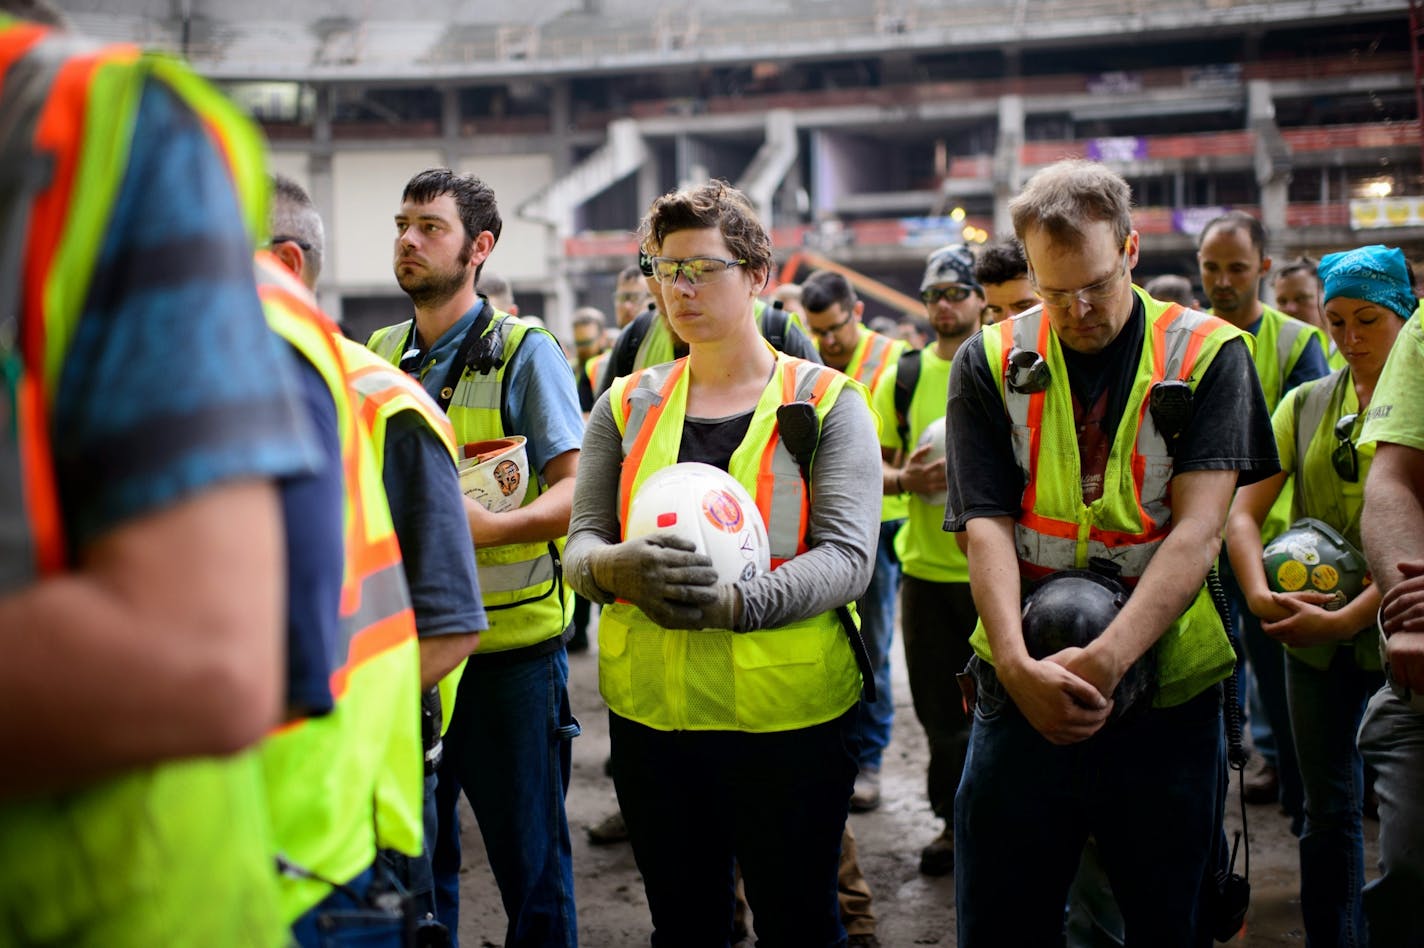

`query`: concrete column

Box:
[310,85,342,322]
[550,80,573,177]
[1248,78,1289,253]
[992,94,1024,240]
[441,86,461,168]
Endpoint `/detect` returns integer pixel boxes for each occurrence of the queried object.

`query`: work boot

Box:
[1242,756,1279,805]
[918,824,954,876]
[586,810,629,845]
[850,767,881,812]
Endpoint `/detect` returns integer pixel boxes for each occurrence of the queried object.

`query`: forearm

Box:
[466,476,575,547]
[419,632,480,689]
[1091,504,1225,673]
[965,516,1029,671]
[1224,510,1271,611]
[0,481,285,799]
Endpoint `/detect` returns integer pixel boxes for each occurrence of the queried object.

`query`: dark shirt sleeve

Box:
[52,81,319,552]
[381,412,487,638]
[577,363,596,414]
[593,314,646,399]
[384,412,489,634]
[1172,336,1281,485]
[779,318,824,364]
[1282,334,1330,397]
[944,333,1025,531]
[281,352,343,717]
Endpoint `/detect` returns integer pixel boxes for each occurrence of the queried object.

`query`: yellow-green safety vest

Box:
[601,352,864,732]
[1280,367,1380,671]
[0,22,283,946]
[368,313,573,653]
[343,339,472,731]
[259,256,424,923]
[973,288,1245,706]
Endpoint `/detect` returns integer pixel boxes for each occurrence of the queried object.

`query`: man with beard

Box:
[1198,212,1328,829]
[368,169,584,948]
[869,244,984,875]
[802,270,906,813]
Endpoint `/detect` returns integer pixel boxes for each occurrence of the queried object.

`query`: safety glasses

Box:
[921,285,973,305]
[649,255,747,287]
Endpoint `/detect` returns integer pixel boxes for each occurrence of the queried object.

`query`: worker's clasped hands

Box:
[589,533,741,631]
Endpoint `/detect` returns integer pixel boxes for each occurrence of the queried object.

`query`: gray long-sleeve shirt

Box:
[565,385,882,631]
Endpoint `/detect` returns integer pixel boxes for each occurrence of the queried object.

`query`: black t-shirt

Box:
[943,304,1280,532]
[677,409,755,471]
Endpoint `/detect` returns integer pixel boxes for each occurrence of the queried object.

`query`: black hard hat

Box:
[1021,559,1156,718]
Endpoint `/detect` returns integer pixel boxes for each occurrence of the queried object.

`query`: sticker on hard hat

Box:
[702,489,746,533]
[1311,564,1339,592]
[1276,559,1308,592]
[626,462,771,584]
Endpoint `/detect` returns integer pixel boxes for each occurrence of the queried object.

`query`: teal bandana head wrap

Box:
[1319,245,1417,321]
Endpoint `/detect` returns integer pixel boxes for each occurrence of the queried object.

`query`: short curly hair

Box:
[639,180,772,283]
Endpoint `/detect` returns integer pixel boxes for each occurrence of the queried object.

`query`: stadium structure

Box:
[59,0,1420,340]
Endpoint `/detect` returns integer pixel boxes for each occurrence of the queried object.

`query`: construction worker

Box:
[368,169,584,947]
[948,160,1278,946]
[976,238,1040,325]
[1198,211,1329,827]
[267,174,486,931]
[802,269,905,811]
[0,4,315,943]
[872,243,985,876]
[565,179,882,947]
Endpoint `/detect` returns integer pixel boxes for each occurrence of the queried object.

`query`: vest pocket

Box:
[731,628,826,728]
[597,613,633,713]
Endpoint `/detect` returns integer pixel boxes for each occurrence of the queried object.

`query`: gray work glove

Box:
[676,583,743,632]
[588,533,720,628]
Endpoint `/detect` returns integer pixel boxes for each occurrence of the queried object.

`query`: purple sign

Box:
[1172,206,1231,236]
[1086,137,1147,162]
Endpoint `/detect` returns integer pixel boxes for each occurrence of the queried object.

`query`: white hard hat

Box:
[914,417,948,507]
[626,462,771,584]
[459,436,529,513]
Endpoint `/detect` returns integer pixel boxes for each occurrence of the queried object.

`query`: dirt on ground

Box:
[452,621,1379,947]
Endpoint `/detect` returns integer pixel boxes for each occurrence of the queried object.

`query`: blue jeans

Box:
[436,647,581,947]
[955,659,1222,948]
[1286,650,1382,947]
[1358,685,1424,948]
[291,866,403,948]
[849,518,901,771]
[610,708,857,948]
[377,771,441,924]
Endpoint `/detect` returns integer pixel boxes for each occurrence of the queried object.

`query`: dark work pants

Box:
[610,708,858,948]
[900,574,979,819]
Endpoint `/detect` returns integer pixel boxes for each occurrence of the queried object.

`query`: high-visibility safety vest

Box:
[970,288,1244,707]
[628,298,807,375]
[342,338,470,733]
[369,313,572,652]
[841,325,904,392]
[0,23,284,946]
[1247,305,1328,541]
[840,327,903,523]
[1252,304,1327,412]
[257,255,424,922]
[600,352,864,732]
[1280,367,1380,672]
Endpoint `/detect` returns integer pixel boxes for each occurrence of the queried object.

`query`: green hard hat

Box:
[1262,517,1368,609]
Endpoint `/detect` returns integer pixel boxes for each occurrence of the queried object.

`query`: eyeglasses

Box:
[270,234,313,252]
[649,256,747,287]
[1030,242,1130,312]
[809,312,855,339]
[921,285,973,305]
[1332,412,1359,483]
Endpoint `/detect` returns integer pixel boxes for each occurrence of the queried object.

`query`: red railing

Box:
[1280,121,1421,152]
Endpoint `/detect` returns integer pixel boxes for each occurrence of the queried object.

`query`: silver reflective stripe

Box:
[449,371,501,411]
[1295,370,1347,469]
[338,560,412,651]
[1016,525,1160,576]
[477,552,557,593]
[1276,316,1309,376]
[370,325,409,363]
[620,368,667,455]
[1135,307,1211,526]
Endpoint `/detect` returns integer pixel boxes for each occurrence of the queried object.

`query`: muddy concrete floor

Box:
[452,617,1379,946]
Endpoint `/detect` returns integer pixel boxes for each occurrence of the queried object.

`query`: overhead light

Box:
[950,207,966,222]
[1364,180,1393,199]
